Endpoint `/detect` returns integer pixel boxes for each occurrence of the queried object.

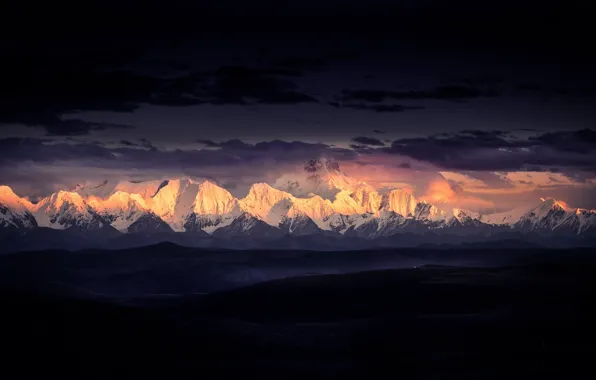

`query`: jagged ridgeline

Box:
[1,159,595,241]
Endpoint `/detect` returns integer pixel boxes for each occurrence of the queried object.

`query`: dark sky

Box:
[1,0,595,210]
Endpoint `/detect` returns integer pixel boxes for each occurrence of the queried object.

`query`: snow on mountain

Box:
[481,205,532,226]
[331,187,416,220]
[344,198,487,238]
[0,186,37,230]
[149,178,201,231]
[75,179,168,199]
[350,185,383,213]
[211,212,284,238]
[193,181,238,215]
[555,208,586,234]
[87,191,171,233]
[373,210,408,235]
[516,198,568,231]
[183,213,233,234]
[273,157,361,199]
[79,178,237,232]
[239,183,295,225]
[508,198,596,235]
[114,180,168,198]
[148,179,243,232]
[238,183,333,232]
[445,208,483,227]
[74,180,113,198]
[279,213,323,236]
[288,195,335,229]
[380,189,417,217]
[558,208,596,234]
[3,160,595,243]
[32,190,113,232]
[321,213,364,233]
[480,198,596,235]
[573,208,596,234]
[344,210,406,238]
[183,181,241,233]
[332,190,369,215]
[414,201,444,222]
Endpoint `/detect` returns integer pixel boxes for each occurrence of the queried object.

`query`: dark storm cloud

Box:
[273,52,360,71]
[41,118,133,137]
[196,66,316,105]
[373,129,386,134]
[458,130,509,137]
[452,75,504,86]
[0,137,357,196]
[516,84,596,97]
[139,138,158,151]
[0,138,118,162]
[529,129,596,153]
[333,103,425,113]
[0,138,353,169]
[382,129,596,172]
[0,48,316,134]
[194,139,337,156]
[1,54,146,135]
[118,138,158,150]
[342,86,499,103]
[351,136,385,146]
[196,139,221,148]
[147,94,204,107]
[349,144,365,150]
[0,56,173,134]
[465,171,515,189]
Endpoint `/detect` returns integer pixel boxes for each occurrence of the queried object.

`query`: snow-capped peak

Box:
[288,195,335,221]
[414,201,443,221]
[4,175,596,240]
[34,190,87,213]
[146,178,237,231]
[447,208,482,226]
[0,185,31,211]
[481,197,588,232]
[193,181,238,215]
[523,198,566,222]
[380,189,417,217]
[113,180,168,198]
[83,190,175,233]
[149,178,197,218]
[243,183,295,205]
[75,179,168,199]
[332,190,369,215]
[32,190,109,231]
[239,183,295,224]
[303,157,341,173]
[481,205,530,226]
[73,180,111,198]
[510,197,575,232]
[273,157,362,199]
[0,185,37,229]
[88,191,149,212]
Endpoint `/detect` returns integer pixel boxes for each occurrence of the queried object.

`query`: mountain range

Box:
[1,158,595,251]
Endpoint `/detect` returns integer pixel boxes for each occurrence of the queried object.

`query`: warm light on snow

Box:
[1,158,595,236]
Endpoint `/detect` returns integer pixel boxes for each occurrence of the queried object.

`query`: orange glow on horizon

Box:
[424,180,456,203]
[557,200,570,208]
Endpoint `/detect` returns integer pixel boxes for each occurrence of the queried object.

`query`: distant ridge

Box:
[1,159,595,251]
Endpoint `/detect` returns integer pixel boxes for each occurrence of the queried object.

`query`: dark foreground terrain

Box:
[1,246,596,378]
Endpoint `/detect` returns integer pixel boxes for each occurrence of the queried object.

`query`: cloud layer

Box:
[1,129,595,211]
